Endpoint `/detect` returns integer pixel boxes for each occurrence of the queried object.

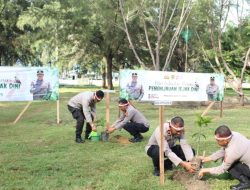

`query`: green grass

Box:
[224,88,250,97]
[0,87,250,190]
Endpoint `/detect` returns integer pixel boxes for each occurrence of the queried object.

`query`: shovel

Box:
[100,131,109,142]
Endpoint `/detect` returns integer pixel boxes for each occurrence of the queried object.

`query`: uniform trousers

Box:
[228,161,250,180]
[67,105,93,139]
[123,122,149,138]
[147,145,195,170]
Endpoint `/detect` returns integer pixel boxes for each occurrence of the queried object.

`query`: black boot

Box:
[164,160,173,171]
[129,133,143,143]
[153,167,160,176]
[230,175,250,190]
[137,133,143,139]
[75,137,84,143]
[129,137,142,143]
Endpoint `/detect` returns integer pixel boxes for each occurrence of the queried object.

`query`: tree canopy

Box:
[0,0,249,91]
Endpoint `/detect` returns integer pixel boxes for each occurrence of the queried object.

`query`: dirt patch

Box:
[109,135,131,145]
[171,170,211,190]
[171,157,210,190]
[190,157,202,171]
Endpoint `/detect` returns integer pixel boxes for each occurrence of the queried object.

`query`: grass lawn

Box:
[0,87,250,190]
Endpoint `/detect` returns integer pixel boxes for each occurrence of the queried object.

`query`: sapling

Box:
[191,115,212,171]
[96,117,109,141]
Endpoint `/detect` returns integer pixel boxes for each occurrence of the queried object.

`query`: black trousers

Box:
[228,161,250,180]
[123,122,149,138]
[67,105,93,139]
[147,144,195,170]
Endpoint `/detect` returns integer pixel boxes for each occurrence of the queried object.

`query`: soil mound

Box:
[171,171,211,190]
[110,135,131,144]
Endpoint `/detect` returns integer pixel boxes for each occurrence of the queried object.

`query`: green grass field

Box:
[0,87,250,190]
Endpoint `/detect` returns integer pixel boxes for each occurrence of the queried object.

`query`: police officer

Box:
[206,76,219,101]
[145,116,196,176]
[198,125,250,190]
[30,70,51,100]
[126,73,144,100]
[106,98,149,143]
[67,90,104,143]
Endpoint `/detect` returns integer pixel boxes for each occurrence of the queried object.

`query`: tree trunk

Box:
[102,62,107,89]
[105,51,114,90]
[237,83,244,106]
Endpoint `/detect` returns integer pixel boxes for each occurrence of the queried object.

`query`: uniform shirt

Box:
[114,105,149,129]
[208,131,250,175]
[126,81,144,100]
[206,84,219,100]
[30,79,51,100]
[145,123,194,166]
[67,92,96,123]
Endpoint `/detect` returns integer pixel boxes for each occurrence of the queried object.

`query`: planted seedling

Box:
[96,117,109,141]
[191,115,212,172]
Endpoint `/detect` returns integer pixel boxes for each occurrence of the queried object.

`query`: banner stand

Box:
[105,92,110,128]
[57,100,60,124]
[220,101,223,118]
[102,90,116,128]
[201,101,215,116]
[201,101,223,117]
[154,101,172,185]
[13,101,32,124]
[159,105,165,185]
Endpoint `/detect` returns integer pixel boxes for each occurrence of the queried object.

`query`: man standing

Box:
[30,70,51,100]
[67,90,104,143]
[198,125,250,190]
[126,73,144,100]
[145,116,195,176]
[106,98,149,143]
[206,76,219,101]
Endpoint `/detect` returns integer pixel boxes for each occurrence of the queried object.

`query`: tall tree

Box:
[0,0,33,66]
[118,0,193,71]
[194,0,250,105]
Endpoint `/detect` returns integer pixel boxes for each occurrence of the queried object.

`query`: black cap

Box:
[37,70,44,74]
[118,98,128,104]
[95,90,104,99]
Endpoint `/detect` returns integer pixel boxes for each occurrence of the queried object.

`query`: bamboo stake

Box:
[105,92,110,128]
[13,101,32,124]
[57,100,60,124]
[201,101,215,117]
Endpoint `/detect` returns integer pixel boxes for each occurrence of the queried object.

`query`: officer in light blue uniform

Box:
[30,70,51,100]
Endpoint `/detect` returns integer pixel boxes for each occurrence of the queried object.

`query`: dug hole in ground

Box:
[171,157,210,190]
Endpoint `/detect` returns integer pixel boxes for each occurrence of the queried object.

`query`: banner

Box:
[119,70,224,102]
[0,67,59,101]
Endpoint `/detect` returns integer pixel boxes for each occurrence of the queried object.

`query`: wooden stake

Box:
[13,101,32,124]
[57,100,60,124]
[201,101,215,117]
[203,151,206,157]
[159,105,165,185]
[220,101,223,118]
[105,92,110,128]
